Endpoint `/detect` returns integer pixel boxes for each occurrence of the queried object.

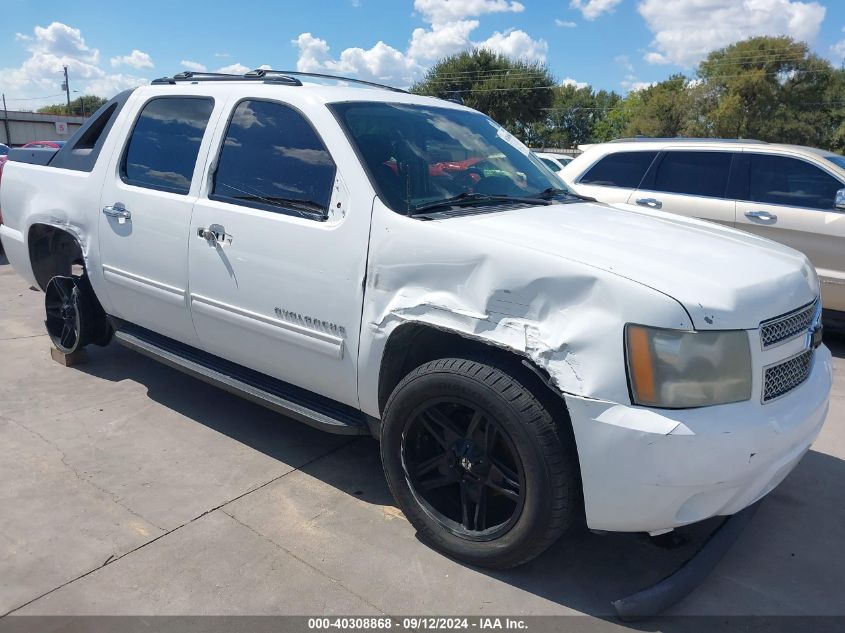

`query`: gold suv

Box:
[562,139,845,315]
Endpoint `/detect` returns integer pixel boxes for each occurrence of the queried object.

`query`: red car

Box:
[21,140,66,149]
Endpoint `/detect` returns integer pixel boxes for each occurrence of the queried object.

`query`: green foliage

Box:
[37,95,107,117]
[415,36,845,152]
[410,50,555,140]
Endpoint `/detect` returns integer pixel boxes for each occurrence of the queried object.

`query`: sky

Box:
[2,0,845,111]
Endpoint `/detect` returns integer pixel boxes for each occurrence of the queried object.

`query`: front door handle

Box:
[197,226,233,245]
[636,197,662,209]
[745,210,777,221]
[103,203,131,223]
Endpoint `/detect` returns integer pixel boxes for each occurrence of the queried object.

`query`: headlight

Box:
[625,324,752,408]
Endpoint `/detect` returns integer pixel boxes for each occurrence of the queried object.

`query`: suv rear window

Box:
[748,154,843,210]
[121,97,214,194]
[652,151,733,198]
[579,151,657,188]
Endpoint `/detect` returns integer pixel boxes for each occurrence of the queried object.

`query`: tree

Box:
[623,74,692,137]
[37,95,107,117]
[540,85,621,148]
[695,36,838,146]
[411,50,555,141]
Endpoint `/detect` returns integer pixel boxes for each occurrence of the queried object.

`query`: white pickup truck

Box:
[0,70,831,570]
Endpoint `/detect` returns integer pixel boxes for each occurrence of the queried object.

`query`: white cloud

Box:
[832,26,845,61]
[408,20,479,62]
[110,49,153,69]
[614,54,634,72]
[217,62,251,74]
[213,52,230,58]
[179,60,207,72]
[555,19,577,28]
[561,77,588,88]
[569,0,622,20]
[0,22,148,109]
[639,0,826,67]
[414,0,524,24]
[476,29,548,63]
[292,0,546,87]
[293,33,422,85]
[621,75,655,92]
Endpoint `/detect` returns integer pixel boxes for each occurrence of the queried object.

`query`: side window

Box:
[652,151,733,198]
[122,97,214,194]
[540,157,561,172]
[212,100,336,218]
[579,151,658,188]
[749,154,843,210]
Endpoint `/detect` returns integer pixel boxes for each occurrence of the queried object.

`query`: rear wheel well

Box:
[28,224,84,290]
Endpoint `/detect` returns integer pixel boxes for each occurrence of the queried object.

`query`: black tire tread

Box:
[384,356,577,569]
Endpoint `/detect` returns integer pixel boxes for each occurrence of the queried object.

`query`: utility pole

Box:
[1,94,10,146]
[62,65,71,115]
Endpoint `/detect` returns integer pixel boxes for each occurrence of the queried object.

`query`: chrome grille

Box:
[763,349,814,402]
[760,300,818,349]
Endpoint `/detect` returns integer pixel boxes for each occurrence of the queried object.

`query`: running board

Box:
[113,322,369,436]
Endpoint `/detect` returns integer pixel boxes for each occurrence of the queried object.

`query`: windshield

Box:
[825,154,845,170]
[331,102,569,214]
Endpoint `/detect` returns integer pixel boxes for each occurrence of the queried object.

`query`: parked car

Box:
[0,73,830,570]
[561,138,845,315]
[534,151,574,175]
[21,140,66,149]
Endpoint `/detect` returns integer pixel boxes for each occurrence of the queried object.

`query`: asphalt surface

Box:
[1,249,843,628]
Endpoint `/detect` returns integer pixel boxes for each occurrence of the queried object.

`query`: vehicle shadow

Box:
[72,341,844,626]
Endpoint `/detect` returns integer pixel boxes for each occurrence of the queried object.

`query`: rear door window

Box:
[121,97,214,194]
[651,151,733,198]
[579,151,658,188]
[747,154,843,210]
[211,100,336,219]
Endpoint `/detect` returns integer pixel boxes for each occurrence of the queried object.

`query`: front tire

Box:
[381,358,579,569]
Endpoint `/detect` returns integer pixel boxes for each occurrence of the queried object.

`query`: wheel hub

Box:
[451,439,489,477]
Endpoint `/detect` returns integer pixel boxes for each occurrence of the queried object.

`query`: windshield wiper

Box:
[534,187,596,202]
[410,192,549,215]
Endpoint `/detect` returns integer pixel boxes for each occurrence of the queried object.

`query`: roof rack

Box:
[151,69,407,93]
[151,71,301,86]
[609,136,767,144]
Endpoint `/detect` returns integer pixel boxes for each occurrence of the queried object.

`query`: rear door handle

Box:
[745,210,777,221]
[102,203,131,223]
[636,198,662,209]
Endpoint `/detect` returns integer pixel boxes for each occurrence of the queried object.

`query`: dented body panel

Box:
[0,81,831,535]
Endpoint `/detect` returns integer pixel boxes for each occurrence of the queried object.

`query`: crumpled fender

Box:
[356,200,693,418]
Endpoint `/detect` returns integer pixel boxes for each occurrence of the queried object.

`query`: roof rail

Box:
[151,69,407,93]
[609,136,767,144]
[151,71,302,86]
[246,69,408,93]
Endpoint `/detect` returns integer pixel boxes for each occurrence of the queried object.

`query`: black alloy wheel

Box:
[45,276,89,354]
[402,399,525,540]
[381,357,579,569]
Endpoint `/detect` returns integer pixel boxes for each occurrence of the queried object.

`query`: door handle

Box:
[636,197,662,210]
[745,210,777,221]
[102,203,131,223]
[197,226,232,245]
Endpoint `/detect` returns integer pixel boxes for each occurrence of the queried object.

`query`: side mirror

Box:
[836,189,845,211]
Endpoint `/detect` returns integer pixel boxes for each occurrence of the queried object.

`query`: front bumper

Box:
[565,345,832,533]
